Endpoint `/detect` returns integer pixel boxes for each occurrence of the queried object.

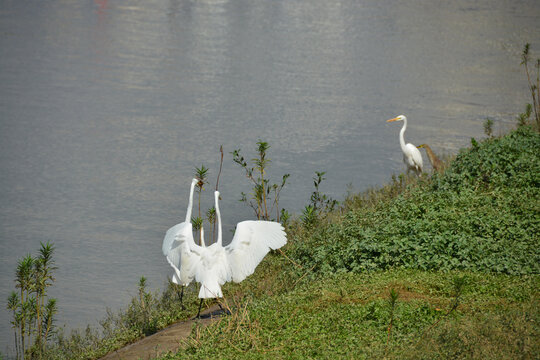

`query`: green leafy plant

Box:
[194,165,209,245]
[301,205,317,228]
[516,103,533,127]
[298,171,339,229]
[205,207,216,243]
[309,171,338,216]
[483,117,494,137]
[232,141,290,222]
[7,292,20,359]
[279,209,291,227]
[7,242,58,359]
[191,216,203,232]
[138,277,148,323]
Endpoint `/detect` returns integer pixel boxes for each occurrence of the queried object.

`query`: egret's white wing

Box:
[162,222,189,256]
[163,222,202,286]
[224,221,287,283]
[163,221,203,255]
[167,257,182,285]
[405,143,423,171]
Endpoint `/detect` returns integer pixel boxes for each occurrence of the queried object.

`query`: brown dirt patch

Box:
[99,304,222,360]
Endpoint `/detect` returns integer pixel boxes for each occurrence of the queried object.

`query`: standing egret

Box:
[417,144,443,172]
[162,178,204,307]
[175,190,287,317]
[386,115,423,176]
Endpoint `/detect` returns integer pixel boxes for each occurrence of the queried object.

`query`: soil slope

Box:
[99,305,222,360]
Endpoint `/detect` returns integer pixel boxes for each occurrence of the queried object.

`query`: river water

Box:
[0,0,538,353]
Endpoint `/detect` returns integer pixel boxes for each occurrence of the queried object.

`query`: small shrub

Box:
[232,141,290,222]
[6,242,58,359]
[483,117,494,137]
[520,43,540,130]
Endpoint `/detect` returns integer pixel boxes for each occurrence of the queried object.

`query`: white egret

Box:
[173,190,287,317]
[162,178,204,306]
[386,115,423,176]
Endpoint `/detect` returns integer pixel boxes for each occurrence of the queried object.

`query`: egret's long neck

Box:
[185,180,196,223]
[214,193,223,246]
[399,117,407,152]
[200,226,206,247]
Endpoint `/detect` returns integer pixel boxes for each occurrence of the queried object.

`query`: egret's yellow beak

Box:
[417,144,425,148]
[386,117,399,122]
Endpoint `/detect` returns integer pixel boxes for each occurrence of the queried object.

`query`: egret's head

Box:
[191,178,198,185]
[386,115,406,123]
[215,190,220,198]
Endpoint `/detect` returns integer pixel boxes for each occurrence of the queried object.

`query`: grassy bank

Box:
[37,125,539,359]
[292,126,539,275]
[156,125,539,359]
[162,270,538,359]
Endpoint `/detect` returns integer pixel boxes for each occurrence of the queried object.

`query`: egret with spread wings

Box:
[171,190,287,317]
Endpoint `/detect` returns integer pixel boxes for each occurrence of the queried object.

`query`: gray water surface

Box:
[1,0,538,353]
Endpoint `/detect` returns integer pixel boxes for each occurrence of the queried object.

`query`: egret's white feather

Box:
[165,222,202,286]
[194,243,231,298]
[404,143,423,172]
[162,222,189,257]
[162,178,200,287]
[225,221,287,283]
[168,258,182,285]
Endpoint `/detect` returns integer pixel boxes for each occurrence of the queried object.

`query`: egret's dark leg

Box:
[196,298,203,318]
[179,286,185,309]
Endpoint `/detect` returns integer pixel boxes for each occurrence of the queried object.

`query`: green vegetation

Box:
[232,141,290,221]
[159,271,538,359]
[292,126,539,276]
[7,242,58,359]
[483,117,494,138]
[194,165,209,245]
[41,280,202,360]
[154,125,538,359]
[520,43,540,129]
